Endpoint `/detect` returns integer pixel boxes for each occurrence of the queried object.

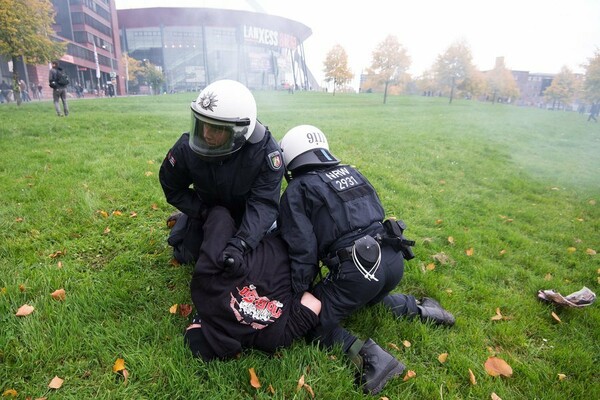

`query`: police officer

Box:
[278,125,454,395]
[184,206,321,360]
[159,80,284,272]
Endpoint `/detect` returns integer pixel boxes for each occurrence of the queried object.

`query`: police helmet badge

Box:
[199,91,218,111]
[267,151,282,171]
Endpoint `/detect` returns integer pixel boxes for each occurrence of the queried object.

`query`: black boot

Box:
[417,297,455,326]
[350,339,405,395]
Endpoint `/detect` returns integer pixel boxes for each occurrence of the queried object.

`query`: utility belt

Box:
[323,218,415,281]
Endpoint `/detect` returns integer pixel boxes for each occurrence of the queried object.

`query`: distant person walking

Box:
[588,102,599,122]
[49,60,69,117]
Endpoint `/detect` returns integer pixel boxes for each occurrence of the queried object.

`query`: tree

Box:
[583,50,600,103]
[0,0,65,105]
[323,44,353,95]
[485,58,520,104]
[143,62,165,95]
[122,53,143,93]
[543,66,580,110]
[366,35,411,103]
[433,40,476,104]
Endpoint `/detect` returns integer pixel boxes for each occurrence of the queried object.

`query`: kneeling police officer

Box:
[278,125,455,395]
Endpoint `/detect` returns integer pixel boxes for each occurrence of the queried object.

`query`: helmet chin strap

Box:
[247,121,266,144]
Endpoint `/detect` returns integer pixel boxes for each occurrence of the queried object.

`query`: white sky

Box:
[114,0,600,89]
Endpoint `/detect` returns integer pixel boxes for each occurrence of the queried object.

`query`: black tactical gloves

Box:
[221,237,248,276]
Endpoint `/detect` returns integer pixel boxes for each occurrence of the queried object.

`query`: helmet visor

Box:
[189,110,248,158]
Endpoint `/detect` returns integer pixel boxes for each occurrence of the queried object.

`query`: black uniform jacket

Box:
[279,164,385,293]
[190,206,294,359]
[159,124,284,249]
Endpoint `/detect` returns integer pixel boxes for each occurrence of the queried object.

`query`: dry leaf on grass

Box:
[48,376,64,389]
[468,368,477,385]
[179,304,193,317]
[113,358,126,373]
[169,304,178,314]
[15,304,34,317]
[557,373,567,381]
[484,357,513,377]
[403,370,416,381]
[51,288,66,301]
[2,389,18,397]
[466,247,474,256]
[296,374,305,392]
[249,368,261,388]
[551,312,561,323]
[438,353,448,363]
[491,393,502,400]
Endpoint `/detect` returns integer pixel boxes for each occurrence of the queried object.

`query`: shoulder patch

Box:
[168,151,176,167]
[266,150,282,171]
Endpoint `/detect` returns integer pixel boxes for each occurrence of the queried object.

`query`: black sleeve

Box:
[235,137,284,249]
[279,182,320,293]
[158,134,206,218]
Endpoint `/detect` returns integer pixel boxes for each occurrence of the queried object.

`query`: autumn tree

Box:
[323,44,353,95]
[122,53,143,93]
[543,66,580,110]
[583,50,600,103]
[433,40,476,104]
[143,62,165,95]
[0,0,65,105]
[484,58,519,104]
[365,35,411,103]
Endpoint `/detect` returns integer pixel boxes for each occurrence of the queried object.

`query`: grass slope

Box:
[0,92,598,399]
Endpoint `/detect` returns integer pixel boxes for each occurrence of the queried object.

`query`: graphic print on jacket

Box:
[230,283,284,329]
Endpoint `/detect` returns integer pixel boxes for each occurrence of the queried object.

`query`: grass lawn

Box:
[0,91,599,399]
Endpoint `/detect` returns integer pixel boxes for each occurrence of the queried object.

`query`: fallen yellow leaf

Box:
[18,284,26,292]
[586,248,596,255]
[113,358,126,373]
[551,311,561,323]
[48,376,64,389]
[169,304,178,314]
[2,389,17,397]
[557,373,567,381]
[491,308,503,321]
[466,247,474,256]
[438,353,448,363]
[468,368,477,385]
[268,384,275,394]
[249,368,261,388]
[15,304,35,317]
[567,247,576,253]
[51,288,66,301]
[296,374,305,392]
[426,263,436,271]
[491,393,502,400]
[387,342,401,351]
[112,210,123,216]
[402,340,411,348]
[447,236,455,245]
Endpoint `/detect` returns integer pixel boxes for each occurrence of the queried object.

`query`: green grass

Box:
[1,92,599,399]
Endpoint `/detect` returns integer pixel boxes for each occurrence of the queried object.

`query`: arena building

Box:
[117,4,317,93]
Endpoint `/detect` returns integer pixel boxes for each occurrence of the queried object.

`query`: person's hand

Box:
[221,238,248,277]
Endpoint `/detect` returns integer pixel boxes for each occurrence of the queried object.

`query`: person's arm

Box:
[279,183,320,294]
[158,135,206,219]
[234,140,284,250]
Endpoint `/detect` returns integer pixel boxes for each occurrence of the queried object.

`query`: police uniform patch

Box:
[267,151,282,171]
[168,151,176,167]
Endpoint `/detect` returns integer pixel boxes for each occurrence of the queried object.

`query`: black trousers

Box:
[310,245,415,349]
[167,213,204,264]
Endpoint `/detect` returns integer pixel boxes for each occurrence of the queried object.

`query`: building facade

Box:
[116,7,315,93]
[0,0,125,98]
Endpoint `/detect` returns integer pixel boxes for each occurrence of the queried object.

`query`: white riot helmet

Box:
[279,125,340,172]
[189,79,258,160]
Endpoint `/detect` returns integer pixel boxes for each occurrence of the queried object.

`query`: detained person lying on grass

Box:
[182,206,321,360]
